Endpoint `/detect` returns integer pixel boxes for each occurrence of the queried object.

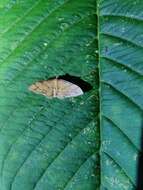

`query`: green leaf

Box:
[0,1,99,190]
[100,0,143,189]
[0,0,142,190]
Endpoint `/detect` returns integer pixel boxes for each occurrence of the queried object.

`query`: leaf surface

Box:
[0,0,143,190]
[100,0,143,189]
[0,0,99,190]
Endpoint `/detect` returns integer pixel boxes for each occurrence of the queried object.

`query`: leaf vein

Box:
[0,0,71,66]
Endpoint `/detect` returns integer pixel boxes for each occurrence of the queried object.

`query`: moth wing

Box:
[29,80,54,97]
[57,79,83,98]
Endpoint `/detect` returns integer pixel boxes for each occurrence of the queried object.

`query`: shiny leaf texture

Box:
[0,0,143,190]
[100,0,143,189]
[0,0,99,190]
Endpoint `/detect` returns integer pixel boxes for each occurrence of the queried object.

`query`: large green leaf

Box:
[100,1,143,189]
[0,1,99,190]
[0,0,142,190]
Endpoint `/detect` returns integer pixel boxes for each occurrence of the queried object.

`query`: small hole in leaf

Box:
[29,74,92,99]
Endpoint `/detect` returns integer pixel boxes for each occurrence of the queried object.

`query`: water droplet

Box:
[80,101,84,105]
[106,160,111,166]
[114,42,122,46]
[44,65,48,69]
[138,40,142,44]
[102,140,111,150]
[43,42,48,46]
[116,151,121,156]
[121,27,125,33]
[91,173,95,177]
[133,153,137,160]
[73,14,82,20]
[97,2,100,7]
[124,69,127,72]
[60,23,69,30]
[58,17,64,21]
[133,1,137,5]
[86,43,90,47]
[86,55,91,59]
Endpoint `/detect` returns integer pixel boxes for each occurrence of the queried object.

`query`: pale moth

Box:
[29,78,83,99]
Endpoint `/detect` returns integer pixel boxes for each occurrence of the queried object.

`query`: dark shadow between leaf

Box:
[58,74,93,92]
[137,121,143,190]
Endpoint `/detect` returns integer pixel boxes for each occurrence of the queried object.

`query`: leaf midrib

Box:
[97,0,102,188]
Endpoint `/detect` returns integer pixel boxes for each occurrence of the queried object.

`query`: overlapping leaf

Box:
[100,0,143,189]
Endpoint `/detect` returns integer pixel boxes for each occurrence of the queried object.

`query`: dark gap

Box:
[50,74,93,92]
[137,121,143,190]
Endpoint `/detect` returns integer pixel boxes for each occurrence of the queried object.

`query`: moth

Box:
[29,78,83,99]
